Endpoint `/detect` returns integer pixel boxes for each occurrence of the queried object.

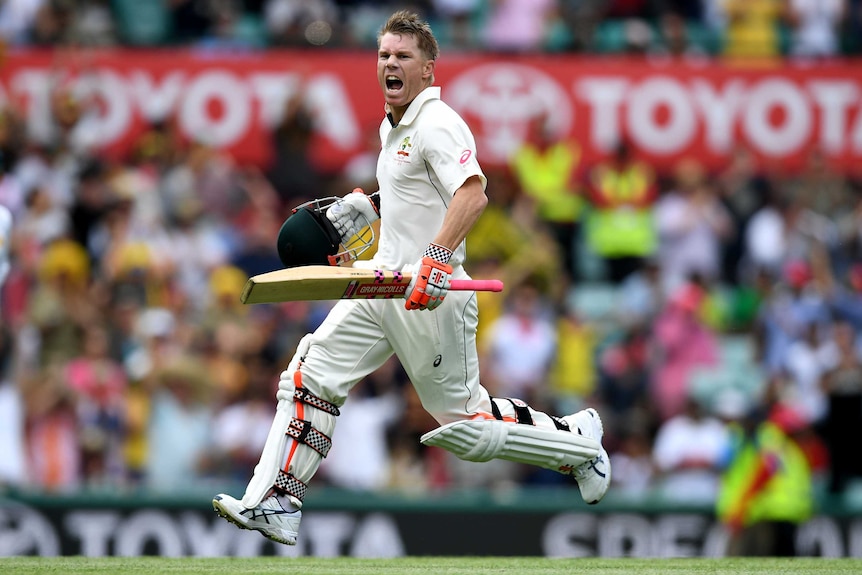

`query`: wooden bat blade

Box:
[241,266,503,304]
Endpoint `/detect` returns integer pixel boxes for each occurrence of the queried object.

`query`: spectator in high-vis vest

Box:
[714,0,788,60]
[510,113,584,283]
[716,402,814,556]
[584,140,658,284]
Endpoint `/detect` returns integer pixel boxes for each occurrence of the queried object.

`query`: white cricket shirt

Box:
[369,86,486,271]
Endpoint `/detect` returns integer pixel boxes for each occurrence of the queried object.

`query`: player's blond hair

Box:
[378,10,440,62]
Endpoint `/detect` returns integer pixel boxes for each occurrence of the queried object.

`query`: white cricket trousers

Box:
[296,286,492,424]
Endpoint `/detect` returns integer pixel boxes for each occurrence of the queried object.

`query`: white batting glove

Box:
[326,188,380,245]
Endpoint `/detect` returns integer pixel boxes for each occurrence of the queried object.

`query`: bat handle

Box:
[450,279,504,293]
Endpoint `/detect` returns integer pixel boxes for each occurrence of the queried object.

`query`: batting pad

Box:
[420,419,600,474]
[241,336,337,509]
[241,391,295,508]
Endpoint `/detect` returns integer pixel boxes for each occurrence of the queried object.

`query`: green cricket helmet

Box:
[276,197,375,267]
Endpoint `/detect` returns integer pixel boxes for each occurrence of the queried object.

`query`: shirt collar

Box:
[388,86,440,127]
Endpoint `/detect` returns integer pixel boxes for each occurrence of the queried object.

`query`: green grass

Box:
[2,557,861,575]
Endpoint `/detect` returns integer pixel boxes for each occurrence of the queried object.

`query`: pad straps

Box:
[550,415,571,432]
[272,386,339,503]
[275,469,307,502]
[490,396,570,431]
[295,387,340,416]
[490,396,533,425]
[286,417,333,457]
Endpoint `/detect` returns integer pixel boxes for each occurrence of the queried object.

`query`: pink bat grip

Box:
[450,279,504,292]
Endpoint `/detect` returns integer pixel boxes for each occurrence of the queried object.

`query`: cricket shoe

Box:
[212,493,301,545]
[564,408,611,505]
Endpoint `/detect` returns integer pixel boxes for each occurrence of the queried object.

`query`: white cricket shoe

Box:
[564,408,611,505]
[212,493,301,545]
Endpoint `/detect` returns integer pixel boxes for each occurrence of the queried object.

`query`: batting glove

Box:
[326,188,380,245]
[405,243,453,311]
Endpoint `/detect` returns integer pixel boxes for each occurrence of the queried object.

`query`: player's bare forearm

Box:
[431,176,487,250]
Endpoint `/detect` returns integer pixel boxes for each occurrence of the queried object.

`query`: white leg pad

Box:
[241,391,294,508]
[242,335,338,509]
[420,419,600,474]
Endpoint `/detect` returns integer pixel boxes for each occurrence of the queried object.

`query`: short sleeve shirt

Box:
[370,87,486,271]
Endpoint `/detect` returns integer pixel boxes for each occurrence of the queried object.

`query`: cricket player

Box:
[213,10,611,546]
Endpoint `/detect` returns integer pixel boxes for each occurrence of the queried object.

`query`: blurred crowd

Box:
[0,4,859,536]
[0,0,861,57]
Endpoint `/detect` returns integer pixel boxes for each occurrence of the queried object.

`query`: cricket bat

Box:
[241,266,504,304]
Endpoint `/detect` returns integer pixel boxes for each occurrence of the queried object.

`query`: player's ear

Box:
[423,59,435,81]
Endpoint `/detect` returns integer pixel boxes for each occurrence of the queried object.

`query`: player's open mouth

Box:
[386,76,403,91]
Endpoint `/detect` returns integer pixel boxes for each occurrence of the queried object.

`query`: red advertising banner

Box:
[1,49,861,175]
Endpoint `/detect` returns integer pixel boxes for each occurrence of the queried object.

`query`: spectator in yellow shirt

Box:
[719,0,789,59]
